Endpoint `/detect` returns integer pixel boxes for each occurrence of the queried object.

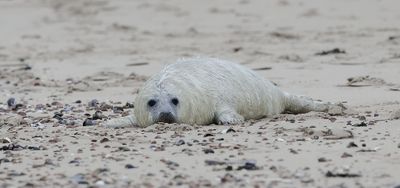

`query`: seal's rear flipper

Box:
[283,92,330,114]
[102,115,138,128]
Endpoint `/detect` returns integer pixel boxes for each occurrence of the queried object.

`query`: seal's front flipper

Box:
[215,106,244,125]
[283,92,330,114]
[102,115,137,128]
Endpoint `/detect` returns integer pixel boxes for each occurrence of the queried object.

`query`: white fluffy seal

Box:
[104,57,331,128]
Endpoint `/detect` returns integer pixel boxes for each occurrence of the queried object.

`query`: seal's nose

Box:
[157,112,176,123]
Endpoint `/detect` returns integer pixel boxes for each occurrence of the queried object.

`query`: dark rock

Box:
[92,111,104,120]
[315,48,346,56]
[125,102,134,108]
[7,98,16,107]
[325,171,361,178]
[83,118,95,126]
[203,148,215,154]
[125,164,136,169]
[88,99,99,107]
[318,157,328,162]
[53,112,63,120]
[204,160,226,166]
[118,146,130,152]
[237,161,259,170]
[100,138,110,143]
[352,122,367,127]
[347,142,358,148]
[71,173,88,184]
[341,152,353,158]
[174,139,185,146]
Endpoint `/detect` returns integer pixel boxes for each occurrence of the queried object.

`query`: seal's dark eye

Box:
[171,98,179,105]
[147,100,156,107]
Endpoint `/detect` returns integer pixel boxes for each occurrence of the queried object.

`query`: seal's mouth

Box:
[156,112,176,124]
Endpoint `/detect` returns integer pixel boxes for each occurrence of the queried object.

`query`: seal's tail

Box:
[282,92,330,114]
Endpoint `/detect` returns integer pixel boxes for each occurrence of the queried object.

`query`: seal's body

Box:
[105,57,330,127]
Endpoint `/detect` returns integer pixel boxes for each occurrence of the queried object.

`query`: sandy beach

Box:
[1,0,400,187]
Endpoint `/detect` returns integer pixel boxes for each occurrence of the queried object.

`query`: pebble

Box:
[325,171,361,178]
[7,97,16,107]
[100,138,110,143]
[203,148,215,154]
[1,137,11,143]
[347,142,358,148]
[221,128,236,134]
[318,157,328,162]
[174,139,185,146]
[88,99,99,107]
[118,146,130,152]
[352,122,367,127]
[71,173,88,184]
[341,152,353,158]
[92,111,104,120]
[53,112,63,120]
[125,102,134,108]
[237,161,259,170]
[82,118,95,126]
[125,164,137,169]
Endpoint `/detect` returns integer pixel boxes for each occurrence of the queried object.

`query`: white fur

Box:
[104,57,330,128]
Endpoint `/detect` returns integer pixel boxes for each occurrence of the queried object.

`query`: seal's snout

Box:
[157,112,176,123]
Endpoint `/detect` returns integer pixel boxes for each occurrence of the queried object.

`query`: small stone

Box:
[1,137,11,143]
[118,146,130,152]
[347,142,358,148]
[71,174,88,184]
[83,119,95,126]
[352,122,367,127]
[289,148,298,154]
[92,111,104,120]
[53,112,63,120]
[7,98,16,107]
[237,161,259,170]
[99,138,109,143]
[204,133,214,137]
[362,143,366,147]
[113,106,124,113]
[318,157,328,162]
[358,116,366,121]
[125,102,134,108]
[88,99,99,107]
[204,160,226,166]
[174,139,185,146]
[325,171,361,178]
[69,159,80,165]
[27,146,41,150]
[341,152,353,158]
[203,148,214,154]
[125,164,136,169]
[221,128,236,134]
[35,104,46,110]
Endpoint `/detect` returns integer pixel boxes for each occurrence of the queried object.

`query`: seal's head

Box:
[145,92,179,123]
[134,85,180,126]
[134,63,216,127]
